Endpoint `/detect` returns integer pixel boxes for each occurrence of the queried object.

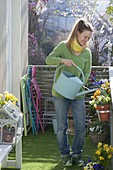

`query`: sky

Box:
[96,0,110,15]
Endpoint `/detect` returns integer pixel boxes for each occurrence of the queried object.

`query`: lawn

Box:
[2,125,111,170]
[22,126,97,170]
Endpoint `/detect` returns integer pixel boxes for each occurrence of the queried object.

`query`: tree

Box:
[28,0,113,65]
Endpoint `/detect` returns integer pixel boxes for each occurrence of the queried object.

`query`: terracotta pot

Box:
[96,104,110,111]
[96,104,110,121]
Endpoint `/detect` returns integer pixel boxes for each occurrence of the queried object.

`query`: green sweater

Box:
[46,41,92,99]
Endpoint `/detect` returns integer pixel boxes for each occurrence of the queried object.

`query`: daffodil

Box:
[84,142,113,169]
[0,91,18,109]
[95,142,113,169]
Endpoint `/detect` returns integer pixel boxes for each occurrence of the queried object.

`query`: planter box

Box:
[0,101,23,144]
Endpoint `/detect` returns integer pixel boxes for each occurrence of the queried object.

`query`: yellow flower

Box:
[105,81,109,85]
[110,146,113,152]
[98,142,102,148]
[108,154,112,159]
[99,156,104,160]
[4,101,7,104]
[103,144,108,150]
[95,143,113,168]
[108,89,110,93]
[89,79,111,108]
[94,104,97,108]
[91,95,94,99]
[95,150,101,155]
[85,142,113,169]
[0,91,18,108]
[101,84,105,88]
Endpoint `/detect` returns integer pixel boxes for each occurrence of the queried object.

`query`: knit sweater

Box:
[46,41,92,99]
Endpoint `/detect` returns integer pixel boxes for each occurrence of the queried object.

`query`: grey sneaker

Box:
[72,155,84,166]
[77,160,84,167]
[61,154,72,166]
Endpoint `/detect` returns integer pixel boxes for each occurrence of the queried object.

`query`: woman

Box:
[46,18,93,166]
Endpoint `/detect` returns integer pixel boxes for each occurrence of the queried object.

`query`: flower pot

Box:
[90,131,107,144]
[96,104,110,121]
[96,104,110,110]
[3,131,15,142]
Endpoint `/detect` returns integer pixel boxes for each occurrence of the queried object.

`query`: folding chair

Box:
[26,67,37,135]
[30,65,44,133]
[20,74,31,136]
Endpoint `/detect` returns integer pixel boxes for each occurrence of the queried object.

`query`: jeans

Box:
[53,97,86,156]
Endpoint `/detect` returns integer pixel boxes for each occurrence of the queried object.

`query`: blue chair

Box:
[25,67,37,135]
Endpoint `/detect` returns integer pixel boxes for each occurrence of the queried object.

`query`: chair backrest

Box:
[31,66,44,132]
[31,65,42,100]
[20,74,29,114]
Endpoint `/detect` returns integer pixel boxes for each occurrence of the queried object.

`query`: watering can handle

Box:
[54,64,85,84]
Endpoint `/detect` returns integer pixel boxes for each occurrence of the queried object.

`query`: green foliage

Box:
[106,0,113,22]
[89,121,109,134]
[106,6,113,15]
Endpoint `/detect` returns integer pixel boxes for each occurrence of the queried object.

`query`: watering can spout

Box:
[75,88,98,97]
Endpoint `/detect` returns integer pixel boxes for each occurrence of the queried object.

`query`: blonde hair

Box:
[66,18,93,53]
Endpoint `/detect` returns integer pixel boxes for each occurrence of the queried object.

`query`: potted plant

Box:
[89,121,109,144]
[89,79,111,121]
[84,142,113,170]
[0,91,18,109]
[0,92,22,144]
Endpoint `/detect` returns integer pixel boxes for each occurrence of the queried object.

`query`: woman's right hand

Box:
[60,59,76,67]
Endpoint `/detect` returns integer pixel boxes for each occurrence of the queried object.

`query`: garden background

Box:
[1,1,112,170]
[28,0,113,66]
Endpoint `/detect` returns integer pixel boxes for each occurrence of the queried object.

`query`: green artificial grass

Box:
[2,125,111,170]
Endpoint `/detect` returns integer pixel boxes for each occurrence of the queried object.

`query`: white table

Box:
[0,145,12,169]
[0,134,22,169]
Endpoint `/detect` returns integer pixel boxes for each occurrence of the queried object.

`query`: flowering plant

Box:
[0,91,18,108]
[84,142,113,170]
[95,142,113,169]
[84,159,104,170]
[89,79,111,109]
[89,121,107,134]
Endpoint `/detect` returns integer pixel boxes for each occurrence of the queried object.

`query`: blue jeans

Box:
[53,97,86,156]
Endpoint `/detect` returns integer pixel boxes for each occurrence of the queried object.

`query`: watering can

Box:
[54,65,97,100]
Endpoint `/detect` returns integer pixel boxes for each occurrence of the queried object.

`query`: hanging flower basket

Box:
[96,104,110,121]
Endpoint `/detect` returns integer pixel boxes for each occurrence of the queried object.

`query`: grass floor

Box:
[2,125,111,170]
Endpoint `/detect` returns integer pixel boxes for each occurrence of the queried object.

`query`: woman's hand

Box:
[61,59,76,67]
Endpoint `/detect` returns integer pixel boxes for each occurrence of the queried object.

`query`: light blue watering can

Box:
[54,65,97,100]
